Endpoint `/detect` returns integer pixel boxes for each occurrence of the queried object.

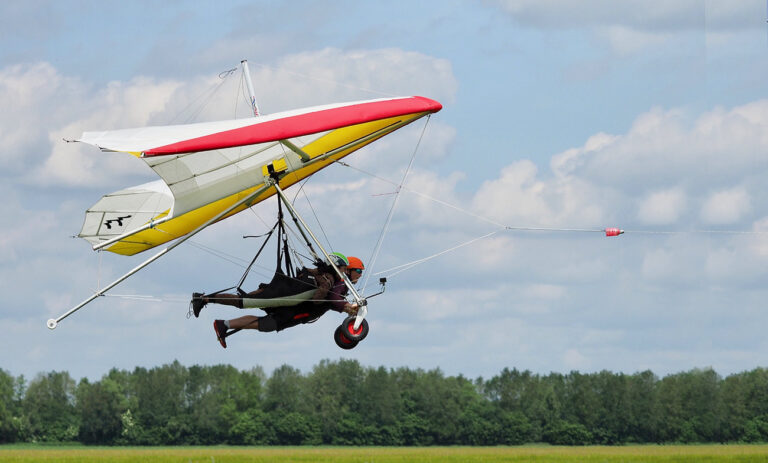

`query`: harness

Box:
[206,195,333,314]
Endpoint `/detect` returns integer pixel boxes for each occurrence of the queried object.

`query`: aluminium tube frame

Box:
[241,60,261,117]
[48,182,272,330]
[269,180,368,329]
[92,216,173,251]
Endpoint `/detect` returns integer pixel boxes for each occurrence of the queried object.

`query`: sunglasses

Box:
[350,268,363,274]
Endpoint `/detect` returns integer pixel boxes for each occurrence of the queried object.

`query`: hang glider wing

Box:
[76,96,442,255]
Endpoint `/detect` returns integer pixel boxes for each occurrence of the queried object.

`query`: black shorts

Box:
[259,303,328,332]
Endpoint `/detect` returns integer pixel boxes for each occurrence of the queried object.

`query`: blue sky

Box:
[2,0,768,381]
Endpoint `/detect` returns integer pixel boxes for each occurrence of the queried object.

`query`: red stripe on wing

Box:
[144,96,442,156]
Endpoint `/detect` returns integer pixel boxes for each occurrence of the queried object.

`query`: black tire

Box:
[340,316,369,342]
[334,326,358,350]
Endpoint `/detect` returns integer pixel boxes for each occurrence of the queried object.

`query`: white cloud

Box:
[247,48,458,113]
[701,187,751,224]
[490,0,760,32]
[472,159,606,229]
[473,160,552,224]
[369,98,768,298]
[5,28,768,383]
[749,217,768,258]
[563,348,589,370]
[473,235,516,267]
[488,1,763,57]
[0,50,460,376]
[596,25,673,56]
[547,101,768,210]
[9,48,455,189]
[551,132,618,177]
[637,188,687,225]
[0,63,78,173]
[0,62,191,187]
[520,284,565,301]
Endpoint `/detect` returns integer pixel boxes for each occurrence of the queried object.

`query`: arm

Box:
[327,281,359,315]
[310,271,333,302]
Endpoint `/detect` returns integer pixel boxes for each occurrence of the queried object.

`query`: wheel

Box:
[334,326,358,350]
[339,316,369,342]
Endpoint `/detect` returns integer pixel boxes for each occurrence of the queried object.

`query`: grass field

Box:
[2,445,768,462]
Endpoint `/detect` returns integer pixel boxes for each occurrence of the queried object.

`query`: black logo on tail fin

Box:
[104,215,132,230]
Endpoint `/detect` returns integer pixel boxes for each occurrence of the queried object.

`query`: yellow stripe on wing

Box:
[105,112,429,255]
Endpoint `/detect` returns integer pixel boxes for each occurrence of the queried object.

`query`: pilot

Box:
[193,254,365,348]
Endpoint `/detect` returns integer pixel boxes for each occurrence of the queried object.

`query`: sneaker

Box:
[213,320,228,348]
[191,292,206,318]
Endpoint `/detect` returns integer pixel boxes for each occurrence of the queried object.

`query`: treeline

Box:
[1,361,768,445]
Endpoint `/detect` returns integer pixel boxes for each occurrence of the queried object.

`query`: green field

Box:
[2,445,768,462]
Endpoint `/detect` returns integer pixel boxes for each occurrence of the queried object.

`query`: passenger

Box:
[192,253,365,348]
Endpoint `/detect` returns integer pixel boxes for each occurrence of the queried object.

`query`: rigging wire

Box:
[102,294,164,302]
[334,161,768,238]
[97,59,768,298]
[371,223,768,279]
[234,70,242,118]
[96,250,103,292]
[186,240,273,280]
[361,115,431,293]
[335,154,768,281]
[143,204,340,298]
[284,224,316,269]
[283,175,334,254]
[283,178,321,266]
[374,230,502,278]
[167,67,236,125]
[234,68,256,119]
[246,206,272,229]
[298,185,334,253]
[334,159,508,230]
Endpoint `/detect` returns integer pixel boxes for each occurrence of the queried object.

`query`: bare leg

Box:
[228,315,261,330]
[206,293,243,308]
[206,287,267,308]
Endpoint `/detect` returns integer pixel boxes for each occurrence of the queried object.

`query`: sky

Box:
[2,0,768,382]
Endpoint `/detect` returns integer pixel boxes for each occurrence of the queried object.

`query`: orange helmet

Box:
[347,256,365,270]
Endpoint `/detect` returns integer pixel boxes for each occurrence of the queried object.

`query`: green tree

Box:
[129,361,189,444]
[360,366,402,429]
[273,411,321,445]
[76,377,124,444]
[743,368,768,416]
[264,364,306,414]
[404,369,477,444]
[725,368,768,442]
[484,368,547,440]
[591,371,631,444]
[0,369,21,443]
[542,420,593,445]
[186,364,249,444]
[229,409,273,444]
[23,371,78,442]
[721,371,749,441]
[561,371,601,436]
[657,368,723,443]
[688,368,723,442]
[305,359,366,443]
[497,411,533,445]
[626,370,659,443]
[538,373,565,437]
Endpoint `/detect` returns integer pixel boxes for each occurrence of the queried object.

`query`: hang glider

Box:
[77,95,442,256]
[49,60,442,330]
